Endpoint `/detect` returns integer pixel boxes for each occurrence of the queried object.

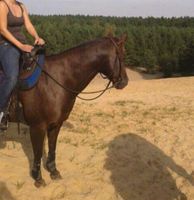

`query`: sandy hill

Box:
[0,69,194,200]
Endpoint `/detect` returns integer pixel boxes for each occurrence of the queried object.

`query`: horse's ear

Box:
[106,32,114,38]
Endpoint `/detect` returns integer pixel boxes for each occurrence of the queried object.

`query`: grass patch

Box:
[114,100,145,107]
[14,181,25,190]
[58,137,71,144]
[94,111,114,119]
[121,110,130,118]
[114,100,129,106]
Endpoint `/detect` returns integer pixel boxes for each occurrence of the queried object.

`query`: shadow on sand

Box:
[105,133,194,200]
[0,124,33,176]
[0,181,16,200]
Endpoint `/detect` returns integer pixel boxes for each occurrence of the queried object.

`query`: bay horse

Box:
[18,34,128,187]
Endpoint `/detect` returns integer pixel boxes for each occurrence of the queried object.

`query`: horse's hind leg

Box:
[30,125,46,187]
[46,123,62,180]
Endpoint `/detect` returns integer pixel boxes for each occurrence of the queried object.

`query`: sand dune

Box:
[0,70,194,200]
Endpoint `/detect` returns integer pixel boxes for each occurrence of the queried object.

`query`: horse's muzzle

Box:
[114,78,128,89]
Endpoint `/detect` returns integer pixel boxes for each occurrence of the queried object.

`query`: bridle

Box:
[100,37,123,85]
[31,38,123,101]
[30,38,123,101]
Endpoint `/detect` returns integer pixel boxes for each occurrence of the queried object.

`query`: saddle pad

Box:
[17,54,45,90]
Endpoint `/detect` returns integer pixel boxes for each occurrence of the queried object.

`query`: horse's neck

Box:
[70,56,99,93]
[70,45,110,92]
[45,51,101,94]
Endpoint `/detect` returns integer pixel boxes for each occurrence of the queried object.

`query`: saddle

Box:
[18,45,45,90]
[0,45,45,90]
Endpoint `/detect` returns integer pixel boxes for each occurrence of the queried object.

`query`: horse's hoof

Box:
[34,179,46,188]
[50,170,62,180]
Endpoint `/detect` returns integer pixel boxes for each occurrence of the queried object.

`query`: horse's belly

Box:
[19,90,76,126]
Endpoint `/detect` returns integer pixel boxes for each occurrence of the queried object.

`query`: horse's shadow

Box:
[104,133,194,200]
[0,123,34,176]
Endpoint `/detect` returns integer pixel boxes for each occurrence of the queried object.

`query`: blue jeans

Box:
[0,42,20,111]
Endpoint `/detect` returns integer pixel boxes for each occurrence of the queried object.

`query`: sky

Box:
[22,0,194,17]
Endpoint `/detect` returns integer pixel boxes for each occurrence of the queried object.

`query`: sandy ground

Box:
[0,69,194,200]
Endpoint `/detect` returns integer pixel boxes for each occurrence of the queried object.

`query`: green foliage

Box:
[25,15,194,76]
[159,53,177,77]
[179,36,194,75]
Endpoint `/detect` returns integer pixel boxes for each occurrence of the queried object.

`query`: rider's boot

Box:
[0,111,8,131]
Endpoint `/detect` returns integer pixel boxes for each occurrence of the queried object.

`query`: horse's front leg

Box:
[30,125,46,187]
[46,123,62,180]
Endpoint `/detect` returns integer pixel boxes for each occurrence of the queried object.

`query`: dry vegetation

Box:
[0,69,194,200]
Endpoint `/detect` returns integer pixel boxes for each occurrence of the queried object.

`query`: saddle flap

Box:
[19,45,46,79]
[18,54,45,90]
[19,54,38,79]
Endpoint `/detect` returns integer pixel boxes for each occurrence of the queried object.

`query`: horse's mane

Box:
[46,37,111,58]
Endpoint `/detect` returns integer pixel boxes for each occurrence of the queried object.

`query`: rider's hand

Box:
[20,44,33,53]
[34,37,45,46]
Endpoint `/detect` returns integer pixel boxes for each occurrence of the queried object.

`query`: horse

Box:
[18,34,128,187]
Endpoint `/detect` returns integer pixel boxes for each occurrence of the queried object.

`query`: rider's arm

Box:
[21,4,39,40]
[21,4,44,45]
[0,2,23,49]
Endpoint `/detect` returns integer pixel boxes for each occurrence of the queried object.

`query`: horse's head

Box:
[100,34,129,89]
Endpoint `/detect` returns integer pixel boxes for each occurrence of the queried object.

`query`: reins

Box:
[41,68,113,101]
[30,38,122,101]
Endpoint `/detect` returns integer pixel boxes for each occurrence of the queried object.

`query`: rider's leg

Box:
[0,43,20,128]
